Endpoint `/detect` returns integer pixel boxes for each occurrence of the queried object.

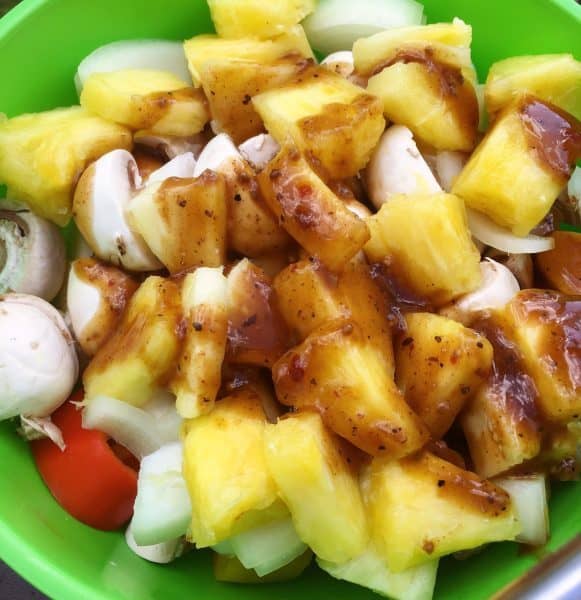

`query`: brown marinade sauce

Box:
[518,97,581,182]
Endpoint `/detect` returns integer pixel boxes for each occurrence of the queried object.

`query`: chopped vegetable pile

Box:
[0,0,580,598]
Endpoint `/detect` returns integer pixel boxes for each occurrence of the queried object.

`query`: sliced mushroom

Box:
[194,133,241,176]
[238,134,280,171]
[19,415,65,450]
[440,259,520,324]
[365,125,441,210]
[67,257,139,356]
[0,207,66,300]
[486,249,534,289]
[147,152,196,184]
[434,151,468,192]
[0,294,78,420]
[134,131,209,160]
[73,149,162,271]
[321,51,355,78]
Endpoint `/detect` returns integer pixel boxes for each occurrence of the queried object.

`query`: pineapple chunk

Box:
[485,54,581,120]
[273,258,393,359]
[184,27,314,86]
[253,68,385,178]
[395,313,493,438]
[273,319,429,457]
[0,107,131,226]
[170,268,228,418]
[505,290,581,423]
[366,60,479,152]
[452,98,581,235]
[258,147,370,271]
[183,390,287,547]
[362,452,520,571]
[264,411,369,563]
[80,69,209,135]
[364,193,481,305]
[226,259,289,368]
[128,172,227,273]
[461,315,542,478]
[83,276,181,406]
[353,20,473,77]
[535,231,581,295]
[200,57,312,144]
[207,0,316,39]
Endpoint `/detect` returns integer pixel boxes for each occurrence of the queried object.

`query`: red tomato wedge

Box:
[31,394,138,531]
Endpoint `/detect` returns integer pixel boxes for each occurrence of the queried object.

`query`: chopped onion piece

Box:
[82,395,163,459]
[467,209,555,254]
[303,0,424,54]
[568,166,580,219]
[125,522,187,564]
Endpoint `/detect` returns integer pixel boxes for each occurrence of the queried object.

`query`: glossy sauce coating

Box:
[518,97,581,183]
[535,231,581,295]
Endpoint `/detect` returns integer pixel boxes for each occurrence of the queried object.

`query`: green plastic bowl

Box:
[0,0,580,598]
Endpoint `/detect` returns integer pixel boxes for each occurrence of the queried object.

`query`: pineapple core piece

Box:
[207,0,316,39]
[395,312,493,439]
[258,147,370,271]
[364,193,481,305]
[80,69,209,135]
[353,20,478,152]
[273,319,429,457]
[461,315,542,478]
[505,290,581,423]
[485,54,581,120]
[0,106,131,226]
[170,268,228,419]
[253,68,385,178]
[453,97,581,235]
[264,411,369,563]
[128,172,227,273]
[83,276,181,407]
[184,27,314,86]
[362,452,520,571]
[183,390,287,547]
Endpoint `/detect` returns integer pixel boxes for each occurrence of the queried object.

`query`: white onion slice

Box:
[568,166,580,218]
[75,40,191,94]
[466,209,555,254]
[141,390,182,444]
[82,395,163,459]
[125,522,186,564]
[303,0,424,54]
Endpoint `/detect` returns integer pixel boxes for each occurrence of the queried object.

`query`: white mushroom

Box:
[193,132,242,176]
[19,415,65,450]
[66,258,138,356]
[73,149,162,271]
[434,151,468,192]
[365,125,441,210]
[147,152,196,184]
[134,132,208,160]
[0,207,66,301]
[440,259,520,323]
[238,134,280,171]
[0,294,78,420]
[321,50,355,78]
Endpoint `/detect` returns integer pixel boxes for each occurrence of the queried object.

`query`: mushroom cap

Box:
[193,133,242,177]
[239,134,280,172]
[0,294,78,420]
[147,152,196,184]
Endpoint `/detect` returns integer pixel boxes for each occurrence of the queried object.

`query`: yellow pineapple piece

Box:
[80,69,209,135]
[200,57,309,144]
[264,411,369,563]
[253,68,385,178]
[505,290,581,423]
[184,27,314,86]
[485,54,581,120]
[273,319,429,457]
[183,390,287,547]
[207,0,316,39]
[362,452,520,571]
[0,107,131,226]
[170,268,228,419]
[395,313,493,438]
[128,172,227,273]
[83,276,181,406]
[452,98,580,235]
[364,193,481,305]
[461,314,542,478]
[258,147,370,271]
[353,20,473,76]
